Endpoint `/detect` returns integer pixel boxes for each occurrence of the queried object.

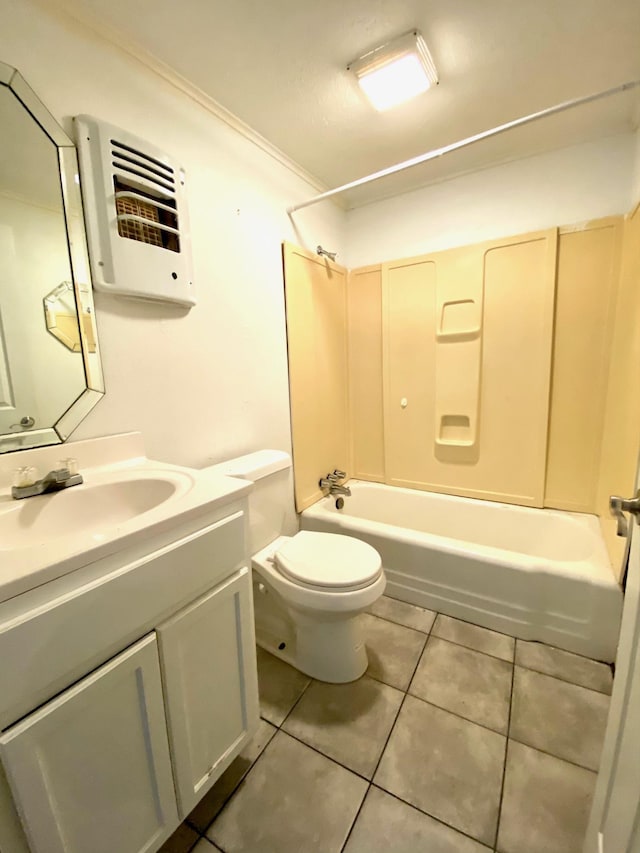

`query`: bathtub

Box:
[301,481,623,662]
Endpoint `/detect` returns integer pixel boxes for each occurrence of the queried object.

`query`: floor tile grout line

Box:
[368,781,497,850]
[434,611,516,641]
[392,679,600,773]
[248,717,499,852]
[376,608,612,684]
[280,728,376,783]
[199,727,281,842]
[278,676,314,729]
[368,625,429,780]
[506,733,601,774]
[369,610,611,691]
[405,630,431,694]
[339,782,372,853]
[429,631,515,664]
[370,688,412,780]
[194,838,222,852]
[402,683,510,739]
[405,686,510,737]
[492,653,515,849]
[511,659,613,695]
[186,724,278,836]
[339,644,424,853]
[366,608,436,636]
[514,635,615,667]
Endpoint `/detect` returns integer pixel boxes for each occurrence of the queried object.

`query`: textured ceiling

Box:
[56,0,640,207]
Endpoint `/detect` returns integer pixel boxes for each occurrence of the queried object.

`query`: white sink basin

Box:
[0,434,252,604]
[0,469,194,550]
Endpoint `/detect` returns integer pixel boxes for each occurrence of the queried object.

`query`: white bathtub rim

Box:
[303,497,616,588]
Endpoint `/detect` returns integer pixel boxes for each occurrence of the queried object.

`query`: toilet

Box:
[212,450,385,682]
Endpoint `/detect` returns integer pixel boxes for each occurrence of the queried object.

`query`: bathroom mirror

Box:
[0,62,104,454]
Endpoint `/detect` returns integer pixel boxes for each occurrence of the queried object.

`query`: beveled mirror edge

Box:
[0,63,105,455]
[0,61,14,87]
[2,62,74,149]
[56,389,104,440]
[58,146,105,394]
[0,429,62,455]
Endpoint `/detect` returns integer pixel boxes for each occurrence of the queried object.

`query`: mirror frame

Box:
[0,62,104,454]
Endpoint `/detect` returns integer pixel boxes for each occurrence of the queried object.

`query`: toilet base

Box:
[294,611,368,682]
[253,573,371,683]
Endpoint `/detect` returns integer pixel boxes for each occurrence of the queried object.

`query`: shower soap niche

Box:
[75,115,195,306]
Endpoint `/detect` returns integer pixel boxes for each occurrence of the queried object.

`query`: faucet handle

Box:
[59,457,79,476]
[12,466,38,488]
[330,469,346,481]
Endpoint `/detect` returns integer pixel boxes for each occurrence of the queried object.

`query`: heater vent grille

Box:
[76,114,195,305]
[111,139,175,193]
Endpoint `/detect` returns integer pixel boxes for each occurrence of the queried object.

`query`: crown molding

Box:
[34,0,339,206]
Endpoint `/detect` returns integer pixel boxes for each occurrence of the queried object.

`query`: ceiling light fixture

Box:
[348,30,438,112]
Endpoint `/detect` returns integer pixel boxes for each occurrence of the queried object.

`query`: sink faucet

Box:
[319,469,351,497]
[12,467,83,500]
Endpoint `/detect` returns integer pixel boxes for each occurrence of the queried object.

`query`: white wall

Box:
[0,0,344,480]
[344,134,637,268]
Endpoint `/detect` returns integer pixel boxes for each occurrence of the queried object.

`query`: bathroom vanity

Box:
[0,434,259,853]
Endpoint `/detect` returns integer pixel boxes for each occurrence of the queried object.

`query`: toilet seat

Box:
[274,531,382,591]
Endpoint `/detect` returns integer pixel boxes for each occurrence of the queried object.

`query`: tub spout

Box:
[330,483,351,497]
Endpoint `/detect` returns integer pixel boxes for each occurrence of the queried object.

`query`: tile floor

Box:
[160,595,613,853]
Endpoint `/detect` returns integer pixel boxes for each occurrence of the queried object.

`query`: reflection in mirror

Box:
[44,282,96,354]
[0,63,104,453]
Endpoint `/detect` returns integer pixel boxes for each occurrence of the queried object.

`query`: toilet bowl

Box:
[252,530,385,682]
[209,450,386,683]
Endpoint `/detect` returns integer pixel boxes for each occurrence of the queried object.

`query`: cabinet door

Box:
[0,634,178,853]
[157,567,259,816]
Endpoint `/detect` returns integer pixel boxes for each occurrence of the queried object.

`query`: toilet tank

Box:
[209,450,294,554]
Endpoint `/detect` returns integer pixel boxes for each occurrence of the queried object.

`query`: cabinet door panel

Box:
[158,567,259,816]
[0,509,245,731]
[0,634,177,853]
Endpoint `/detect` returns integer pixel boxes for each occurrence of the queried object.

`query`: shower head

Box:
[317,245,337,262]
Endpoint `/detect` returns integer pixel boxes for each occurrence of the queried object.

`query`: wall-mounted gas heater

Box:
[75,115,195,307]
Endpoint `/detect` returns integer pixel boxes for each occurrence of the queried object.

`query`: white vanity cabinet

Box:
[0,494,259,853]
[0,634,177,853]
[158,567,259,815]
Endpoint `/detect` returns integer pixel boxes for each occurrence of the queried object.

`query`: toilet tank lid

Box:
[207,449,291,481]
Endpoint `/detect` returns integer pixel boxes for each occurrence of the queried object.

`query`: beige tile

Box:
[283,675,403,777]
[157,823,199,853]
[432,614,515,661]
[362,613,427,690]
[510,666,610,770]
[497,740,597,853]
[192,841,221,853]
[374,695,505,846]
[410,637,512,733]
[344,785,491,853]
[256,646,310,726]
[187,718,276,832]
[368,595,436,634]
[208,731,367,853]
[515,640,613,694]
